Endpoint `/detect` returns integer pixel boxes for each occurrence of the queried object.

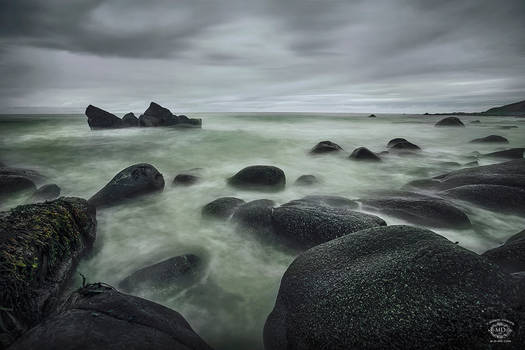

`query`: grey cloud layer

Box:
[1,0,524,112]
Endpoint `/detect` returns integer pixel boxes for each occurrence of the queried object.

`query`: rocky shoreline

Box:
[1,114,525,349]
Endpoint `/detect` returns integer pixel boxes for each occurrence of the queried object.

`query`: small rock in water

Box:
[118,254,202,292]
[30,184,61,202]
[368,114,377,118]
[470,120,481,124]
[202,197,245,219]
[173,169,202,186]
[435,116,465,127]
[88,163,165,208]
[349,147,381,161]
[228,165,286,191]
[309,140,343,154]
[469,135,508,143]
[294,174,319,186]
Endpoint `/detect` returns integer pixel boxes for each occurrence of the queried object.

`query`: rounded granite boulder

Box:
[227,165,285,191]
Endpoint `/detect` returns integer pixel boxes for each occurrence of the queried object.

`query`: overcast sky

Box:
[1,0,524,113]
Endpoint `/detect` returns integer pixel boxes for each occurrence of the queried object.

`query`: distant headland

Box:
[425,99,525,117]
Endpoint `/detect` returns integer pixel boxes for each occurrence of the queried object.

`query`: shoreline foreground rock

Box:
[264,225,525,349]
[85,102,202,130]
[0,197,96,347]
[9,283,213,350]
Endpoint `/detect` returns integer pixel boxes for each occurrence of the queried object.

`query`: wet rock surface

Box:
[309,141,343,154]
[0,198,96,347]
[227,165,286,191]
[435,116,465,127]
[483,229,525,273]
[202,197,245,219]
[9,283,213,350]
[30,184,61,202]
[349,147,381,161]
[264,225,525,350]
[469,135,509,143]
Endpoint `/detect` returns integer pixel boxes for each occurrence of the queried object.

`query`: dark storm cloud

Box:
[0,0,524,112]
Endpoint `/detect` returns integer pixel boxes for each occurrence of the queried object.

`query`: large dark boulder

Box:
[118,254,202,292]
[309,141,343,154]
[483,229,525,273]
[470,135,509,143]
[441,184,525,215]
[294,174,319,186]
[201,197,245,219]
[483,148,524,159]
[264,225,524,350]
[29,184,61,202]
[435,116,465,127]
[406,159,525,191]
[88,164,165,208]
[0,166,45,184]
[9,283,213,350]
[85,105,124,129]
[269,200,386,249]
[0,175,36,198]
[349,147,381,161]
[122,112,139,127]
[359,191,471,229]
[0,198,96,347]
[227,165,286,191]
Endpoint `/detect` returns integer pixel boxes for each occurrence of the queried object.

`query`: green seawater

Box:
[1,112,524,349]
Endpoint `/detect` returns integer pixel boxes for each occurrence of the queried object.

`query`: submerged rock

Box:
[9,283,213,350]
[387,138,421,151]
[435,116,465,127]
[469,135,509,143]
[30,184,61,202]
[470,120,481,124]
[349,147,381,161]
[119,254,202,292]
[368,114,376,118]
[359,191,471,229]
[228,165,286,191]
[483,229,525,273]
[309,141,343,154]
[441,184,525,215]
[294,174,319,186]
[483,148,524,159]
[0,175,36,198]
[88,163,165,208]
[202,197,245,219]
[264,225,524,350]
[85,105,124,129]
[122,112,139,127]
[173,169,201,187]
[0,166,45,184]
[0,198,96,347]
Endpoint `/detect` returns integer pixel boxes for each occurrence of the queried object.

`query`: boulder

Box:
[440,184,525,215]
[0,198,96,347]
[349,147,381,161]
[406,159,525,191]
[231,199,276,232]
[138,102,202,128]
[470,135,509,143]
[9,283,213,350]
[85,105,124,129]
[30,184,61,202]
[0,175,36,198]
[264,225,524,350]
[483,148,524,159]
[435,116,465,127]
[386,138,408,147]
[368,114,376,118]
[483,229,525,273]
[201,197,245,219]
[118,254,202,292]
[173,173,200,187]
[0,166,45,184]
[359,191,471,229]
[309,141,343,154]
[227,165,286,191]
[88,164,165,208]
[294,174,319,186]
[269,200,386,249]
[388,139,421,151]
[290,195,358,209]
[122,112,139,127]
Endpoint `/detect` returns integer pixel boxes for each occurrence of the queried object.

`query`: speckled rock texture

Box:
[9,283,213,350]
[0,197,96,348]
[264,225,525,350]
[201,197,245,219]
[483,229,525,273]
[88,163,165,208]
[227,165,286,191]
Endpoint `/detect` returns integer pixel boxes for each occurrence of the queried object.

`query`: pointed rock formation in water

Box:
[139,102,202,128]
[122,112,139,127]
[88,163,165,208]
[0,197,96,347]
[85,105,125,129]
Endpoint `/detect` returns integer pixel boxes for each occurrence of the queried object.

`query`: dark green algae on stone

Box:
[264,225,525,350]
[0,197,96,348]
